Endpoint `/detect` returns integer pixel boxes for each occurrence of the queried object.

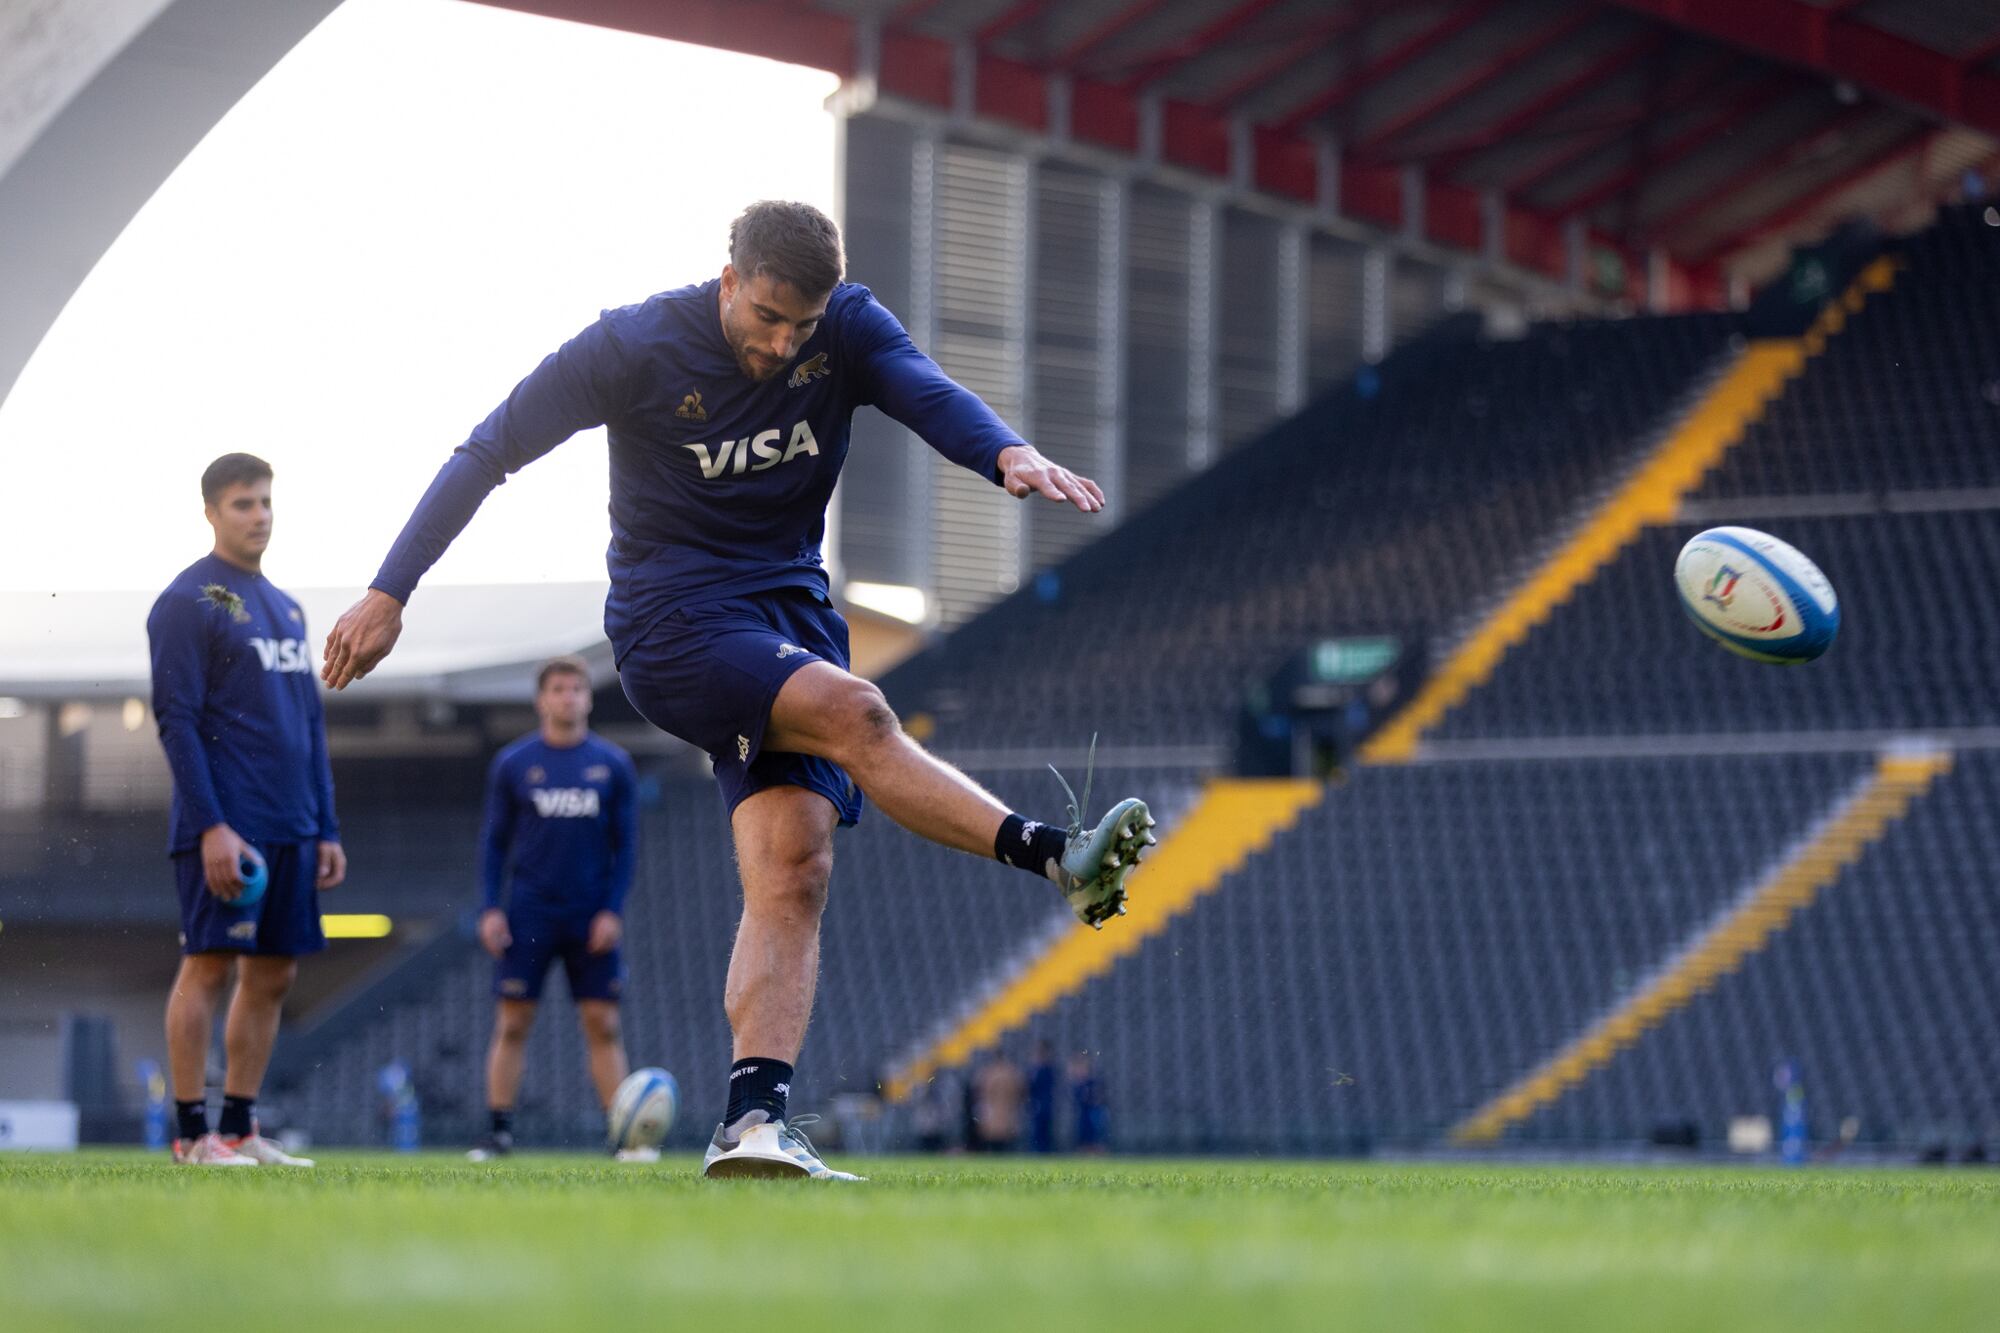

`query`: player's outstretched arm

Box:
[321,588,404,689]
[997,443,1104,513]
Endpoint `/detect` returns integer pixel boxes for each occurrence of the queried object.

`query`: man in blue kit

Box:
[149,453,344,1167]
[468,656,640,1162]
[322,202,1155,1180]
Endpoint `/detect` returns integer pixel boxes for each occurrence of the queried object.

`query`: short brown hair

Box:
[729,201,844,297]
[536,655,591,693]
[202,453,272,505]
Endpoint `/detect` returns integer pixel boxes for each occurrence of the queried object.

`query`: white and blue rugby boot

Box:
[1048,740,1157,930]
[701,1115,865,1181]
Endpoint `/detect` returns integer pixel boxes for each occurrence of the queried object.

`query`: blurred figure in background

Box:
[972,1053,1026,1152]
[1070,1052,1108,1155]
[1026,1039,1061,1154]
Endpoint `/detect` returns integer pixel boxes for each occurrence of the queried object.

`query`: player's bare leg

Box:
[764,663,1003,855]
[210,955,312,1165]
[765,661,1156,926]
[576,1000,629,1109]
[222,955,296,1101]
[164,954,253,1163]
[485,999,537,1112]
[702,786,860,1181]
[166,954,232,1105]
[723,786,835,1063]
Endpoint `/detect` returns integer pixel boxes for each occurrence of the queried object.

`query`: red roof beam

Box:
[1550,75,1799,218]
[977,0,1065,46]
[1054,0,1176,70]
[1275,0,1511,134]
[1116,0,1299,89]
[1204,5,1375,110]
[1694,124,1934,261]
[1602,0,2000,138]
[1421,29,1668,173]
[1500,51,1736,194]
[1350,7,1601,156]
[1643,101,1881,244]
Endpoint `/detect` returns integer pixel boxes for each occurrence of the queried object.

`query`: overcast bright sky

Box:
[0,0,838,594]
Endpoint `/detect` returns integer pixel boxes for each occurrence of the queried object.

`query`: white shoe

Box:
[701,1116,864,1181]
[223,1131,314,1167]
[171,1133,257,1166]
[613,1146,661,1164]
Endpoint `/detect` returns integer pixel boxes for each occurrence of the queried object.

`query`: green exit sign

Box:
[1309,637,1399,684]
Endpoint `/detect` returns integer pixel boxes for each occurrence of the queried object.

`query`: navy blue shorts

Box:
[618,588,864,827]
[173,840,325,957]
[494,909,624,1002]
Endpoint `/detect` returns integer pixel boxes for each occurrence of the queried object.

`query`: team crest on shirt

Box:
[200,583,251,624]
[787,353,829,389]
[525,766,547,785]
[584,764,611,782]
[675,389,708,422]
[287,607,302,623]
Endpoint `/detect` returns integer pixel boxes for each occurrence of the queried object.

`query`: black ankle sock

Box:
[218,1095,254,1139]
[490,1109,514,1138]
[996,813,1068,877]
[175,1099,209,1142]
[723,1057,793,1134]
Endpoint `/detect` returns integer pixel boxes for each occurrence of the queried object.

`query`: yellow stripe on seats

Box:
[1450,747,1952,1145]
[1360,255,1902,764]
[884,779,1321,1102]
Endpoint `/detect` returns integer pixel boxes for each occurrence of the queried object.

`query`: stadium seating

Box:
[274,205,2000,1156]
[1520,750,2000,1152]
[981,753,1871,1153]
[880,311,1741,754]
[278,764,1206,1147]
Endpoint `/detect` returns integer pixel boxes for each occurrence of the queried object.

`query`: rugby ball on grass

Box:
[1674,526,1839,664]
[608,1067,678,1153]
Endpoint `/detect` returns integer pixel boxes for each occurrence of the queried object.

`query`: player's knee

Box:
[749,847,833,923]
[581,1007,621,1046]
[177,954,233,996]
[240,958,297,1002]
[495,1009,535,1043]
[826,680,901,763]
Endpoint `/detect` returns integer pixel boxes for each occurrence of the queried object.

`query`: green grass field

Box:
[4,1152,1996,1331]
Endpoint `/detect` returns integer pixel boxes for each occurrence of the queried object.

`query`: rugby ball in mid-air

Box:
[1674,526,1839,664]
[608,1067,678,1153]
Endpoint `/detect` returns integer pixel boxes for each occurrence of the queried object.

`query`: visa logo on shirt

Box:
[530,787,601,818]
[682,421,821,479]
[251,638,314,673]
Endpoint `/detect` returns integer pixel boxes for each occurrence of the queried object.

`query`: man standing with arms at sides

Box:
[322,201,1154,1181]
[468,656,641,1161]
[148,453,344,1166]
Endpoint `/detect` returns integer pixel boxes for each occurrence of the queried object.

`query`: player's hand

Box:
[200,824,251,901]
[587,910,623,955]
[997,444,1104,513]
[322,588,405,690]
[316,840,347,891]
[477,908,511,958]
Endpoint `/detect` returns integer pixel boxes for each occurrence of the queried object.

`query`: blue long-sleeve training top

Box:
[369,280,1024,662]
[147,554,339,854]
[480,733,638,916]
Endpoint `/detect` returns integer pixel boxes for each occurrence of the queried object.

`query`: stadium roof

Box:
[478,0,2000,301]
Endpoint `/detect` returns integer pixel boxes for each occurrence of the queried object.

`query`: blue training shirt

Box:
[370,280,1023,662]
[480,733,638,917]
[147,554,339,853]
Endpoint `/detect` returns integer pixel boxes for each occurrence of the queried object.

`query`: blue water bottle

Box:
[138,1059,169,1150]
[236,851,268,907]
[378,1062,421,1152]
[1775,1060,1807,1165]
